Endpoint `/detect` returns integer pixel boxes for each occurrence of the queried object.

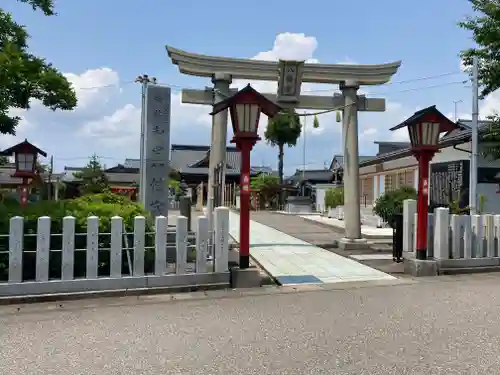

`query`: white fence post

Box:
[337,206,344,220]
[463,215,472,259]
[403,199,416,253]
[214,206,229,272]
[61,216,76,281]
[196,216,209,273]
[450,214,462,259]
[427,213,435,258]
[494,215,500,257]
[86,216,99,279]
[36,216,51,282]
[110,216,123,278]
[154,216,168,276]
[484,214,495,258]
[133,216,146,276]
[176,216,188,274]
[471,215,484,258]
[8,216,23,283]
[433,208,450,260]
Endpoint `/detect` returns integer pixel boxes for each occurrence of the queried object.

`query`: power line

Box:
[73,70,464,93]
[371,79,469,95]
[73,80,135,90]
[301,71,464,94]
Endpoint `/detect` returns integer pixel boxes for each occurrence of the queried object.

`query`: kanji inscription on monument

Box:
[143,85,171,217]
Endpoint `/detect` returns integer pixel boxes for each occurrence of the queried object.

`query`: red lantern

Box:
[390,106,457,260]
[211,84,282,269]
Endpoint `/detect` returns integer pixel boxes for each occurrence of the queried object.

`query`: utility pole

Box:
[135,74,157,204]
[470,56,479,214]
[453,99,463,122]
[302,115,307,195]
[47,155,54,200]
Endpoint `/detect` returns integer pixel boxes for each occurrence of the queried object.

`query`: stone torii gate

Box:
[166,45,401,248]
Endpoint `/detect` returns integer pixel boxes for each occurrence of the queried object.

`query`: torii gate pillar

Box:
[206,73,232,236]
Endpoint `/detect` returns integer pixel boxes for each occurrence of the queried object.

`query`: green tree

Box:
[0,0,77,134]
[0,156,9,166]
[264,110,302,184]
[250,174,281,209]
[458,0,500,98]
[74,154,109,195]
[479,116,500,159]
[313,115,320,129]
[459,1,500,159]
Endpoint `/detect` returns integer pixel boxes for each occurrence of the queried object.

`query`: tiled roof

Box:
[123,145,242,173]
[60,167,139,184]
[174,145,242,174]
[330,155,374,170]
[287,169,334,184]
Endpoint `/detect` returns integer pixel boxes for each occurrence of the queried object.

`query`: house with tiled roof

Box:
[355,107,500,212]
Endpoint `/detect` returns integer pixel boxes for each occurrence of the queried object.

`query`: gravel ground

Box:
[2,274,500,374]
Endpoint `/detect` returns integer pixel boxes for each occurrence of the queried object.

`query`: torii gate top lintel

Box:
[166,45,401,85]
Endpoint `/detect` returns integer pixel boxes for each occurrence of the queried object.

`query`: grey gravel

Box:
[2,274,500,374]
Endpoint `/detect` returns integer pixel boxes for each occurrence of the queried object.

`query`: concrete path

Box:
[229,211,395,285]
[4,274,500,374]
[301,214,393,239]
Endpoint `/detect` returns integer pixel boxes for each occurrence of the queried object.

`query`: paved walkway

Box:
[228,211,395,285]
[6,274,500,373]
[300,214,393,239]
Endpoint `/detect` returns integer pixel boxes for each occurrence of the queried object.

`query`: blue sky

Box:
[3,0,488,173]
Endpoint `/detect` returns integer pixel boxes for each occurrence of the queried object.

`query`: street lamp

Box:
[390,106,457,260]
[0,139,47,208]
[211,84,282,269]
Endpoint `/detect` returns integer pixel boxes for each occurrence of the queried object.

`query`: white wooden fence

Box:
[403,199,500,264]
[0,206,231,297]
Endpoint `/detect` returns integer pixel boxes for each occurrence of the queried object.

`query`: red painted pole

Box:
[239,141,251,269]
[415,151,432,260]
[20,178,28,208]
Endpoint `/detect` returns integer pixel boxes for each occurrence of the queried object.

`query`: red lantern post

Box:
[390,106,458,260]
[211,84,282,269]
[0,139,47,208]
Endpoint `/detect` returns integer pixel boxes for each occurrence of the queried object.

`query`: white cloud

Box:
[78,104,140,146]
[65,68,120,108]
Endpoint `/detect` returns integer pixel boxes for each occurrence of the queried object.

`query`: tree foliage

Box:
[0,0,77,134]
[313,115,320,129]
[250,174,281,209]
[373,186,417,228]
[264,110,301,184]
[479,115,500,159]
[459,0,500,98]
[74,154,109,195]
[324,187,344,209]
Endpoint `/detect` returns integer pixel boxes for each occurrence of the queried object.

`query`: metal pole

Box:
[136,74,156,204]
[453,100,462,122]
[139,81,146,203]
[470,56,479,214]
[302,115,307,195]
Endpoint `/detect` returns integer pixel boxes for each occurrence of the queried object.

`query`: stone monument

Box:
[166,46,401,247]
[142,85,171,218]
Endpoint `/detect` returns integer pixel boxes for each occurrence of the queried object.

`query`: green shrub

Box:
[324,187,344,209]
[373,186,417,228]
[0,192,154,281]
